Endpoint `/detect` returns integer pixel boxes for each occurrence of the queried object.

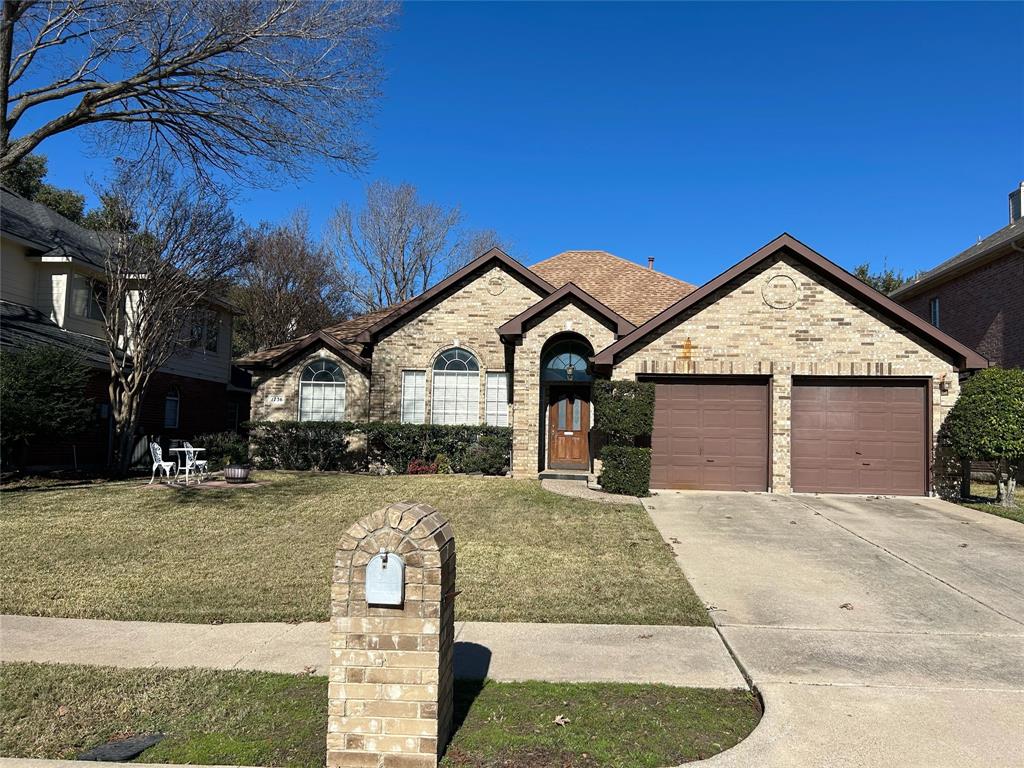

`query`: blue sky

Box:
[34,1,1024,285]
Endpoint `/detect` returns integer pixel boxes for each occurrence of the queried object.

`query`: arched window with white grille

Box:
[431,348,480,425]
[298,360,346,421]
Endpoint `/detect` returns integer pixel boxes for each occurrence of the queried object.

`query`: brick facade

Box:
[250,349,371,423]
[247,247,973,495]
[611,254,961,493]
[899,251,1023,369]
[329,502,456,768]
[369,265,543,422]
[509,301,617,476]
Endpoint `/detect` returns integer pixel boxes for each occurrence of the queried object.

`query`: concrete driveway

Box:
[645,492,1024,768]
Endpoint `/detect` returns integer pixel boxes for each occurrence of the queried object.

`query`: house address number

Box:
[265,395,286,405]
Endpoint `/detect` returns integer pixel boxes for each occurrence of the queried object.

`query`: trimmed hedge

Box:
[593,379,656,495]
[247,421,359,471]
[600,446,652,497]
[193,431,249,470]
[592,379,655,446]
[364,422,511,475]
[245,420,512,475]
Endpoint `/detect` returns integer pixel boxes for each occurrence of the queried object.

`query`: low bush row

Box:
[245,421,512,475]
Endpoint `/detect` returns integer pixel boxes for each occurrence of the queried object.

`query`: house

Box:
[891,182,1024,369]
[237,234,986,496]
[0,186,250,468]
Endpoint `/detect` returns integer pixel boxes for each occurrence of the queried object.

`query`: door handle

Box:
[706,459,715,463]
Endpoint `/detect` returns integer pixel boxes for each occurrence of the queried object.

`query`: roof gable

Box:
[355,248,554,343]
[594,234,988,371]
[890,217,1024,300]
[496,282,636,339]
[531,250,695,325]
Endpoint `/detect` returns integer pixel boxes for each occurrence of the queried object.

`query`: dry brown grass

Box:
[0,472,708,625]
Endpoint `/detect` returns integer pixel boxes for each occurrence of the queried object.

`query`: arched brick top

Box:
[333,502,455,621]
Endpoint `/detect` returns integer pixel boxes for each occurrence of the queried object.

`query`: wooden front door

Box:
[548,390,590,469]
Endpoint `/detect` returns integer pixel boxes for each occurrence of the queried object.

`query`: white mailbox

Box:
[365,549,404,606]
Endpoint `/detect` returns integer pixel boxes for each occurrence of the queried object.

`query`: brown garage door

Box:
[650,379,769,491]
[791,379,927,495]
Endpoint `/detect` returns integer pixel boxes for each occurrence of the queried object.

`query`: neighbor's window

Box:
[485,372,509,427]
[929,297,940,328]
[189,309,220,352]
[431,347,480,425]
[298,360,346,421]
[401,370,426,424]
[69,273,107,321]
[163,389,180,428]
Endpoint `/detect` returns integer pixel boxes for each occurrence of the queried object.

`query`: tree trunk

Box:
[995,458,1017,508]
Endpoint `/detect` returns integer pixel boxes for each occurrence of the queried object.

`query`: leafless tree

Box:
[328,180,465,311]
[0,0,396,183]
[97,164,244,474]
[456,227,510,268]
[232,211,354,354]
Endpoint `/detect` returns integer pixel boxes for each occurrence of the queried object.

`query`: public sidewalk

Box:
[0,613,746,688]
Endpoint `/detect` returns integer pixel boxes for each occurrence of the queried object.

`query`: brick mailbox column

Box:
[329,502,456,768]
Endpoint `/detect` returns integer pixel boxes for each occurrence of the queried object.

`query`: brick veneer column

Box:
[329,502,456,768]
[771,371,792,493]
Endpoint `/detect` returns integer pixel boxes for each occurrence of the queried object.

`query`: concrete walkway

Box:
[645,490,1024,768]
[0,614,745,688]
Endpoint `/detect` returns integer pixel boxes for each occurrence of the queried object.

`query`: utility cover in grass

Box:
[78,733,164,761]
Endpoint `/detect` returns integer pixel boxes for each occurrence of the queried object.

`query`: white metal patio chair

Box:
[181,441,209,481]
[149,442,175,484]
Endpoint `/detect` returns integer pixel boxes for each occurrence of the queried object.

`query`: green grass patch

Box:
[0,472,707,625]
[0,663,760,768]
[960,482,1024,525]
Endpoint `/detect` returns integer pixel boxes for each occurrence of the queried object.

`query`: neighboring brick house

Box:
[238,234,986,496]
[891,182,1024,369]
[0,186,251,469]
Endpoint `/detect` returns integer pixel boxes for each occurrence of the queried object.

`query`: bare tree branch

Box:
[96,162,246,474]
[232,210,355,354]
[1,0,396,184]
[326,180,472,312]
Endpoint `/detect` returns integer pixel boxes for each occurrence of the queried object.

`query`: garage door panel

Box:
[651,379,769,491]
[792,380,926,495]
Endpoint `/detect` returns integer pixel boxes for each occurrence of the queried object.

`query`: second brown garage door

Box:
[650,379,769,491]
[791,379,927,495]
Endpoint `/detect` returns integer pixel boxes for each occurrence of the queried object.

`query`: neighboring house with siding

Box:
[0,186,249,468]
[238,233,986,497]
[891,182,1024,369]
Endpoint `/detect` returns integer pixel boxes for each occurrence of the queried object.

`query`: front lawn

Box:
[0,663,760,768]
[0,472,707,625]
[959,482,1024,525]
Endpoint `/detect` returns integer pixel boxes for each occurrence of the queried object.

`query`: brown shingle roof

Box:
[531,250,695,325]
[234,300,411,368]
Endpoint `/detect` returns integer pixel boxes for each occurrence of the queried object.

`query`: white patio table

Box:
[168,446,206,486]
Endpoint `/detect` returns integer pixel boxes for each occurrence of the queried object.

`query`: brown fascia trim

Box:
[355,248,556,343]
[496,282,636,339]
[889,236,1024,301]
[236,331,371,374]
[593,233,989,371]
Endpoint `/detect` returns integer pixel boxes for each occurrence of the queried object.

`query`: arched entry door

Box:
[542,337,593,471]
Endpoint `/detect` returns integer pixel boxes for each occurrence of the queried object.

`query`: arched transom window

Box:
[432,347,480,425]
[542,339,593,383]
[299,359,346,421]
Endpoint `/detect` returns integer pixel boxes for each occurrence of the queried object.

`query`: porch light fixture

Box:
[565,364,575,381]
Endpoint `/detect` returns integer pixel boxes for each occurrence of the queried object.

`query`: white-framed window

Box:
[190,309,220,352]
[298,359,346,421]
[401,370,426,424]
[929,297,940,328]
[485,372,509,427]
[69,273,107,321]
[431,347,480,425]
[163,389,180,428]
